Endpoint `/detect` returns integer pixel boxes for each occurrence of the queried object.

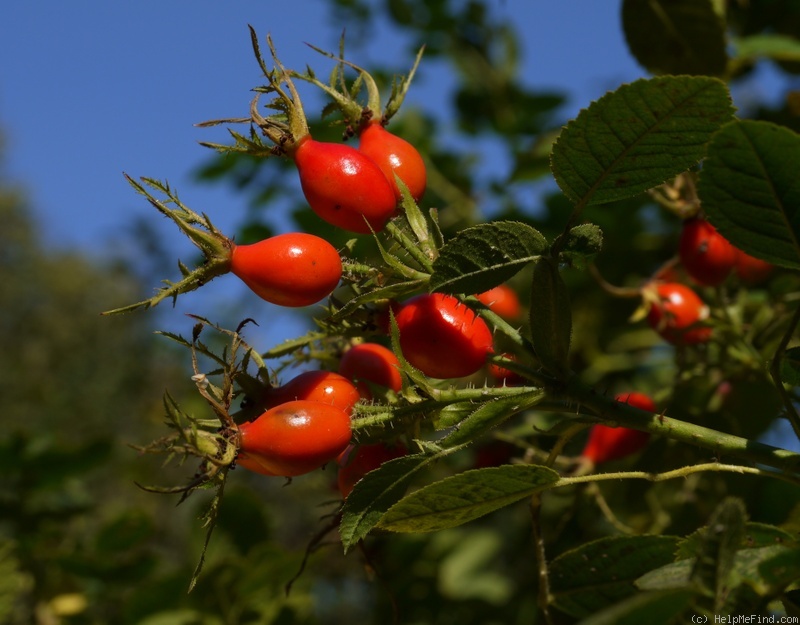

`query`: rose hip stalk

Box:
[242,33,398,234]
[291,44,427,203]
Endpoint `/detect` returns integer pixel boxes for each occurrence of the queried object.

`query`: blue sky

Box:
[0,1,652,346]
[0,1,646,255]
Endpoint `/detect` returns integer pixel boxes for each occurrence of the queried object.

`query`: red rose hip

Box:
[230,233,342,307]
[395,293,493,378]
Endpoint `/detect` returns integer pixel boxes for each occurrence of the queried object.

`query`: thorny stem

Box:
[562,374,800,475]
[769,303,800,440]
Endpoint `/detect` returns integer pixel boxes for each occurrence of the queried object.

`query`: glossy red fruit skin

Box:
[235,454,279,476]
[733,248,774,284]
[477,284,522,321]
[237,400,352,477]
[336,442,407,498]
[261,371,360,415]
[292,136,398,234]
[339,343,403,400]
[230,233,342,307]
[679,218,737,287]
[358,122,427,202]
[581,392,654,464]
[646,282,712,345]
[395,293,493,379]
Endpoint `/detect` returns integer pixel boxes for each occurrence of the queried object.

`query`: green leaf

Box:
[433,401,480,430]
[781,347,800,386]
[621,0,727,76]
[529,258,572,377]
[376,464,559,533]
[560,223,603,269]
[551,76,733,206]
[549,535,681,618]
[676,522,797,560]
[698,119,800,269]
[430,221,547,294]
[728,544,800,598]
[339,453,433,552]
[578,589,696,625]
[636,560,694,591]
[689,497,746,611]
[733,34,800,63]
[638,545,800,615]
[437,390,544,448]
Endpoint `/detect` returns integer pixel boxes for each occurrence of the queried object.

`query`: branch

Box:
[563,375,800,475]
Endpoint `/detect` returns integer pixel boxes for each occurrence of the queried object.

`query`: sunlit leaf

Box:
[377,465,559,533]
[551,76,733,206]
[339,453,432,552]
[430,221,547,294]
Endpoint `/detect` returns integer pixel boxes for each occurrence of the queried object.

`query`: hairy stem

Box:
[556,462,800,489]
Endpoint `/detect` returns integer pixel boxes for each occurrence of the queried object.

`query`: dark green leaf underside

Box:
[549,534,680,618]
[529,258,572,377]
[622,0,727,76]
[698,119,800,269]
[577,588,695,625]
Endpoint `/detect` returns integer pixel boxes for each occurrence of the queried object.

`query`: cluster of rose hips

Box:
[111,34,557,498]
[644,215,774,346]
[569,214,778,467]
[213,38,525,494]
[123,36,777,496]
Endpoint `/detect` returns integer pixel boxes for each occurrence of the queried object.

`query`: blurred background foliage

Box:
[4,1,800,623]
